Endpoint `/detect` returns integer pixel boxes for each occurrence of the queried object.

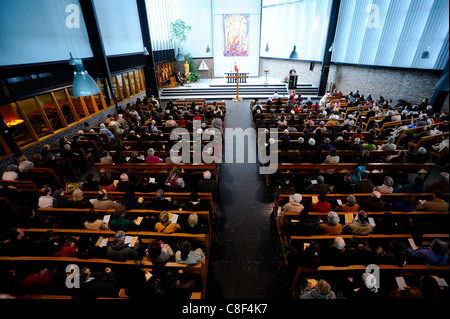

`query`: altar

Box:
[224,72,249,83]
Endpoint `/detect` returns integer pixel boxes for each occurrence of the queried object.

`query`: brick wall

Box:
[259,58,448,111]
[0,92,145,173]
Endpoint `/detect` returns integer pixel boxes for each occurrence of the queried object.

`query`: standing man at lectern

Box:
[289,66,298,90]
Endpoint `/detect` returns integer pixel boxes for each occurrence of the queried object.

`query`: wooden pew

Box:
[0,180,40,194]
[265,162,436,186]
[291,263,449,299]
[94,163,219,182]
[408,132,449,154]
[0,256,207,299]
[28,167,63,188]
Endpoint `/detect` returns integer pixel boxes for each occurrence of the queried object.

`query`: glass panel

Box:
[0,102,34,147]
[133,70,140,92]
[112,76,123,101]
[97,79,108,108]
[116,75,124,100]
[53,89,76,124]
[67,87,88,119]
[17,97,51,138]
[36,93,64,131]
[83,96,96,114]
[129,71,136,94]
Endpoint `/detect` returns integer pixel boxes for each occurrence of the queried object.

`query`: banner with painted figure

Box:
[223,14,249,56]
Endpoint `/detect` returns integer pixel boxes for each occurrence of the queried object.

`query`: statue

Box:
[184,61,190,80]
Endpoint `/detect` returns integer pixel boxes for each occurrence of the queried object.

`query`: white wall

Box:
[212,0,261,77]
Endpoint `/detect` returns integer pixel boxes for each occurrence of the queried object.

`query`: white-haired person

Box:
[198,170,219,202]
[335,195,360,212]
[145,148,162,164]
[374,176,395,194]
[280,193,304,216]
[318,211,343,235]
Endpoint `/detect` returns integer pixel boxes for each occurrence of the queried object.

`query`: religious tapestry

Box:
[223,13,249,56]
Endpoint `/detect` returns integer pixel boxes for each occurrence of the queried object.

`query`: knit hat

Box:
[362,273,377,289]
[53,189,64,199]
[308,138,316,146]
[291,193,302,203]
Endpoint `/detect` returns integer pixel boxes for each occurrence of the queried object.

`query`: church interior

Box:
[0,0,449,312]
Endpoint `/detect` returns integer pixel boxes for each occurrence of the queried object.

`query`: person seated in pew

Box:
[335,195,360,212]
[71,188,93,209]
[281,193,304,216]
[53,189,73,208]
[318,211,343,235]
[387,194,417,212]
[300,279,337,300]
[374,176,395,194]
[181,213,207,234]
[106,230,140,262]
[405,238,448,267]
[198,170,219,203]
[406,147,428,163]
[84,209,109,230]
[360,191,385,212]
[121,190,144,211]
[309,193,332,214]
[334,174,356,194]
[152,189,177,211]
[394,175,425,193]
[116,173,137,193]
[322,237,359,266]
[324,148,340,164]
[415,190,449,212]
[305,175,330,194]
[175,240,205,265]
[38,187,54,208]
[349,137,365,151]
[92,189,120,210]
[155,211,181,234]
[182,191,210,212]
[343,211,374,235]
[426,172,449,194]
[110,205,140,232]
[146,239,174,264]
[290,210,319,236]
[354,172,375,193]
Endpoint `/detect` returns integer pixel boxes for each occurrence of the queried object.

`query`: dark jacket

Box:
[106,242,140,262]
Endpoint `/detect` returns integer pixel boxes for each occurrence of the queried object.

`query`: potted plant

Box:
[169,19,191,61]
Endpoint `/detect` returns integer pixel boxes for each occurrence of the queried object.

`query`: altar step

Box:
[160,83,320,101]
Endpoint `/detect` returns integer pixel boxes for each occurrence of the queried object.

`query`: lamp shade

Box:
[73,71,100,96]
[176,48,185,61]
[289,45,298,59]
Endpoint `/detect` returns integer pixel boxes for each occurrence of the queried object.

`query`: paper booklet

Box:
[395,276,407,290]
[103,214,111,223]
[408,238,418,250]
[345,213,354,224]
[95,236,108,248]
[125,236,138,247]
[171,213,179,223]
[336,199,343,206]
[311,196,319,204]
[135,216,143,225]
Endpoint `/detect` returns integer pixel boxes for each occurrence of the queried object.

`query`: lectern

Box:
[289,72,298,89]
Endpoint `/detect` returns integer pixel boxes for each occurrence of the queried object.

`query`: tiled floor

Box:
[205,99,292,299]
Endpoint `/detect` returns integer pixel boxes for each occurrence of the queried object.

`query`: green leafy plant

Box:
[169,19,191,58]
[184,53,200,82]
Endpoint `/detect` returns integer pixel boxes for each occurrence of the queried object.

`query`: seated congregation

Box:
[256,89,449,300]
[0,96,224,300]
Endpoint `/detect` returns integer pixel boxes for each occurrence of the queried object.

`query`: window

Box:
[53,89,78,124]
[67,87,89,119]
[0,102,36,147]
[17,97,52,138]
[36,93,66,131]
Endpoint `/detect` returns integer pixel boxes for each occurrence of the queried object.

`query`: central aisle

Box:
[206,100,291,299]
